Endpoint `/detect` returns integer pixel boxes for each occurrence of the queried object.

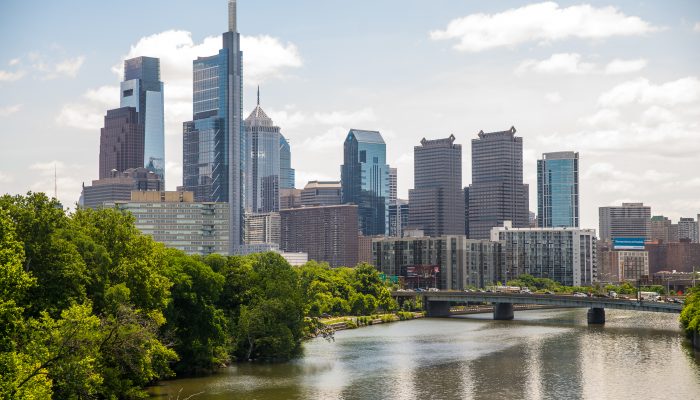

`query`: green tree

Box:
[680,286,700,339]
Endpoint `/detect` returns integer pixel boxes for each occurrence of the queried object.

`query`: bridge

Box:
[393,291,683,324]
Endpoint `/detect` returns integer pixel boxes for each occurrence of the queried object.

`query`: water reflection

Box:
[150,309,700,400]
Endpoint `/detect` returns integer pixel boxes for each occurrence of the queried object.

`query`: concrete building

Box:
[491,222,597,287]
[389,167,397,204]
[301,181,342,207]
[599,203,651,242]
[468,127,529,239]
[537,151,579,228]
[341,129,389,236]
[646,241,700,274]
[372,235,500,290]
[678,217,699,243]
[243,212,280,246]
[598,245,649,282]
[81,167,163,209]
[408,135,465,237]
[279,188,302,209]
[358,235,380,265]
[280,204,359,268]
[99,107,144,180]
[388,199,409,237]
[650,215,672,243]
[107,191,229,255]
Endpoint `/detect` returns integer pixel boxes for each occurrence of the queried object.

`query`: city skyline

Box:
[1,1,699,231]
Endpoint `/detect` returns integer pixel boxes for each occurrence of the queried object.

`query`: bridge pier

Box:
[426,300,451,317]
[493,303,514,320]
[587,307,605,325]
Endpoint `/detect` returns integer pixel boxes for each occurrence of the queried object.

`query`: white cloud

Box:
[0,171,14,184]
[266,108,306,131]
[0,70,25,82]
[694,22,700,32]
[241,35,302,86]
[53,56,85,78]
[8,58,20,66]
[604,58,647,74]
[598,77,700,107]
[0,104,22,117]
[545,92,562,103]
[83,85,120,107]
[313,108,376,125]
[299,126,349,152]
[56,86,120,131]
[430,2,660,52]
[33,55,86,80]
[516,53,647,75]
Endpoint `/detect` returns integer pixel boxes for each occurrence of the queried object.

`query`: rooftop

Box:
[348,129,385,144]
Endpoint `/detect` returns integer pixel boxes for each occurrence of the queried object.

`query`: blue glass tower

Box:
[280,134,295,189]
[245,88,281,213]
[341,129,389,235]
[183,0,243,252]
[537,151,579,228]
[120,56,165,183]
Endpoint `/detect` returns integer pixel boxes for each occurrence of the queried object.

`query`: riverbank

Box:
[320,311,425,332]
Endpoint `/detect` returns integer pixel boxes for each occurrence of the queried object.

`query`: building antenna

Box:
[257,85,260,106]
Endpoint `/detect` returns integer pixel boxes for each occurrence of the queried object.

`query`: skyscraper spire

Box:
[257,85,260,106]
[228,0,237,32]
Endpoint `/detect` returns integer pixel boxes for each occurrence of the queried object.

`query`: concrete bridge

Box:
[393,291,683,324]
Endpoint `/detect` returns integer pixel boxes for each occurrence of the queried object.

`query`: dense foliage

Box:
[0,193,397,399]
[680,286,700,339]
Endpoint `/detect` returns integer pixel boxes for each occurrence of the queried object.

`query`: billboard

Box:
[613,237,646,250]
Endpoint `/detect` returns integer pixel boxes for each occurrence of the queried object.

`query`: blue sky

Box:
[1,0,699,229]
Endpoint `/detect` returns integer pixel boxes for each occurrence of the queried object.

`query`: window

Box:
[360,150,366,163]
[123,89,133,97]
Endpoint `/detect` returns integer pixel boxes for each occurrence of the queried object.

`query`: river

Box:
[149,309,700,399]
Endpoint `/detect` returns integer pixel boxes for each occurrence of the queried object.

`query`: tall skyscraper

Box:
[408,135,465,236]
[537,151,579,228]
[99,107,144,179]
[599,203,651,242]
[341,129,389,235]
[280,135,295,189]
[120,56,165,183]
[245,88,281,213]
[468,127,529,239]
[183,0,244,253]
[389,167,397,204]
[678,217,699,243]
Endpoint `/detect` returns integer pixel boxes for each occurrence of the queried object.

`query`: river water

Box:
[149,309,700,399]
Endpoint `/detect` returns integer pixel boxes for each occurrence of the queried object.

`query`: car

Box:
[477,289,486,293]
[573,292,587,297]
[544,290,555,295]
[428,288,439,292]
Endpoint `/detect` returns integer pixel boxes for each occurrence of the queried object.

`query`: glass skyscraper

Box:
[537,151,579,228]
[183,0,244,252]
[280,134,295,189]
[120,56,165,183]
[341,129,389,235]
[245,91,281,213]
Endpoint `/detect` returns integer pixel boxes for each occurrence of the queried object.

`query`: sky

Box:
[1,0,699,231]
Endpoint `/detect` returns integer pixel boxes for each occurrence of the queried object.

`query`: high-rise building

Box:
[678,217,699,243]
[183,0,244,253]
[280,134,295,189]
[279,188,302,209]
[244,212,281,246]
[650,215,672,243]
[301,181,341,206]
[107,191,229,255]
[280,205,359,268]
[537,151,579,228]
[120,56,165,182]
[341,129,389,236]
[245,89,281,213]
[82,167,163,209]
[388,199,409,237]
[491,221,597,287]
[408,135,465,237]
[389,167,397,204]
[99,107,144,179]
[646,241,700,273]
[599,203,651,242]
[468,127,529,239]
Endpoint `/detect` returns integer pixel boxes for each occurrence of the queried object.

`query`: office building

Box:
[408,135,465,237]
[280,205,359,268]
[491,222,597,287]
[468,127,529,239]
[678,217,699,243]
[537,151,579,228]
[243,212,281,246]
[120,56,165,182]
[279,188,302,209]
[372,235,500,290]
[599,203,651,242]
[341,129,389,235]
[650,216,672,243]
[389,167,397,204]
[107,191,229,255]
[245,90,281,213]
[301,181,342,206]
[99,107,144,179]
[388,199,409,237]
[82,167,163,209]
[646,241,700,274]
[280,134,295,189]
[182,0,244,252]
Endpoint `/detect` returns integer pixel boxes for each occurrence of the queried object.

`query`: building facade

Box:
[341,129,389,235]
[537,151,579,228]
[280,134,295,189]
[599,203,651,242]
[646,241,700,274]
[468,127,529,239]
[388,199,409,237]
[389,167,397,204]
[678,217,699,243]
[120,56,165,182]
[650,215,672,243]
[183,0,244,253]
[108,191,229,255]
[301,181,342,206]
[99,107,144,180]
[243,212,281,246]
[491,222,597,287]
[245,92,281,213]
[279,188,302,209]
[82,168,163,209]
[280,204,359,268]
[408,135,465,237]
